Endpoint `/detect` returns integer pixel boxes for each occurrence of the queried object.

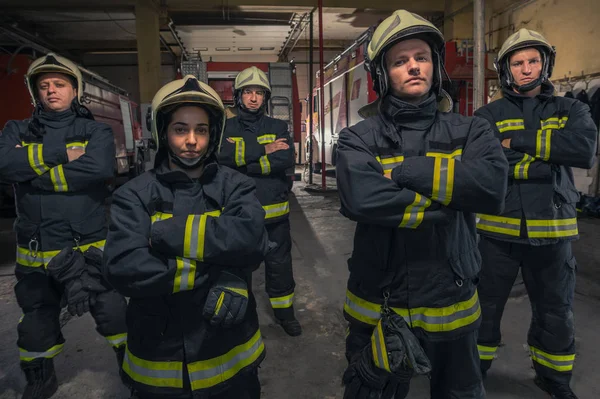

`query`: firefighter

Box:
[0,53,127,399]
[218,66,301,337]
[335,10,509,398]
[474,29,597,399]
[104,75,270,399]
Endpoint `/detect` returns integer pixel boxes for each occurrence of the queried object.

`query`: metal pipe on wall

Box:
[308,10,314,185]
[473,0,485,111]
[318,0,326,189]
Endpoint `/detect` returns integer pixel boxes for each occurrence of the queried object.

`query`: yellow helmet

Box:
[366,10,445,96]
[147,75,225,161]
[494,28,556,92]
[234,66,271,92]
[25,53,84,107]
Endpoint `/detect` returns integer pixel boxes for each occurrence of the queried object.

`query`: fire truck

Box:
[0,54,151,212]
[305,31,497,178]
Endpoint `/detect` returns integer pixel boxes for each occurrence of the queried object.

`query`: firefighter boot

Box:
[534,375,578,399]
[20,358,58,399]
[274,307,302,337]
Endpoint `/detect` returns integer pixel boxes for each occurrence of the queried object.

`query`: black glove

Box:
[82,246,111,293]
[203,271,249,328]
[342,346,402,399]
[46,248,90,317]
[382,313,432,378]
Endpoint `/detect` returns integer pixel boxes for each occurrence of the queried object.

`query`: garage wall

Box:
[489,0,600,79]
[81,53,177,106]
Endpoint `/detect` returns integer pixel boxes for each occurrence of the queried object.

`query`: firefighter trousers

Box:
[132,370,261,399]
[264,219,296,320]
[14,269,128,363]
[477,237,576,385]
[345,324,485,399]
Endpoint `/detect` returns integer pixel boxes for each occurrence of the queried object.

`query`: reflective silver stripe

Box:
[106,333,127,347]
[174,257,195,293]
[189,335,263,382]
[476,215,521,237]
[478,345,497,360]
[235,139,245,166]
[28,144,49,175]
[530,347,575,372]
[259,155,271,174]
[526,218,578,238]
[187,215,201,259]
[263,202,290,219]
[50,165,68,192]
[496,119,525,133]
[536,129,551,160]
[123,351,184,387]
[344,290,481,332]
[257,134,276,144]
[269,293,294,309]
[19,344,64,361]
[514,153,534,179]
[399,193,430,229]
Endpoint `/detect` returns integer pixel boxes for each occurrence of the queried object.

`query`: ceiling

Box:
[0,4,442,62]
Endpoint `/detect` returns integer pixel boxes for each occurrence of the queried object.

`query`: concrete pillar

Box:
[443,0,474,41]
[135,0,162,103]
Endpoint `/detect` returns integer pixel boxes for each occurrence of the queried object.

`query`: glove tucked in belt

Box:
[203,271,249,328]
[343,311,432,399]
[46,246,109,317]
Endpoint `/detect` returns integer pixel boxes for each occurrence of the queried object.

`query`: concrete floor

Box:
[0,179,599,399]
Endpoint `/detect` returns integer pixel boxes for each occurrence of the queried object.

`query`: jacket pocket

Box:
[553,167,580,205]
[69,206,107,239]
[127,298,169,345]
[14,218,40,247]
[449,246,482,283]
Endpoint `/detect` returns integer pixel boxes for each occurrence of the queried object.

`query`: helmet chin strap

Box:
[512,78,543,93]
[168,147,209,170]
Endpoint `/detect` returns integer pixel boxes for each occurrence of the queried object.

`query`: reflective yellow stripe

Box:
[66,141,89,149]
[229,137,246,166]
[496,119,525,133]
[535,129,552,161]
[478,344,498,361]
[20,343,64,361]
[184,214,207,261]
[399,193,431,229]
[344,289,481,333]
[106,333,127,348]
[188,329,265,390]
[257,134,277,144]
[526,218,578,238]
[425,148,463,160]
[371,319,391,372]
[27,144,50,175]
[173,257,197,293]
[259,155,271,174]
[16,240,106,268]
[263,201,290,219]
[540,116,568,130]
[229,287,248,297]
[150,212,173,224]
[270,293,294,309]
[376,155,404,174]
[476,214,521,237]
[514,153,535,179]
[530,346,575,372]
[214,291,226,315]
[50,165,68,192]
[123,347,184,388]
[431,157,455,205]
